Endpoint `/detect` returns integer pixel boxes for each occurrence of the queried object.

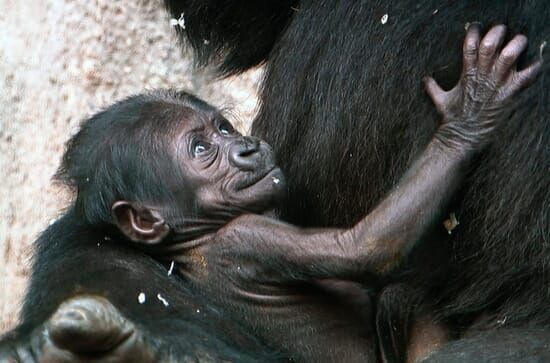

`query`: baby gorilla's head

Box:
[57,89,285,244]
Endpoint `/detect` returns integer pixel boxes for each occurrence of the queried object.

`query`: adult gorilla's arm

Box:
[164,0,295,75]
[219,24,542,283]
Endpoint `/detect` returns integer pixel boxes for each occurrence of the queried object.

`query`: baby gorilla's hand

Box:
[425,24,542,152]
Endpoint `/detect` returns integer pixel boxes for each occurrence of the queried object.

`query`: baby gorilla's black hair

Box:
[56,89,216,227]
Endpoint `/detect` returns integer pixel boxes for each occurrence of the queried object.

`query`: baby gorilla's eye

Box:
[218,120,236,136]
[192,140,210,156]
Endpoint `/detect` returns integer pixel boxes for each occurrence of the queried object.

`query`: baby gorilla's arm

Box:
[224,24,542,282]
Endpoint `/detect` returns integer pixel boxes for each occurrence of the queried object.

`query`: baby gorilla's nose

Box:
[229,136,262,170]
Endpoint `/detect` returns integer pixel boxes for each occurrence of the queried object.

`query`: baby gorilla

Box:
[1,25,542,362]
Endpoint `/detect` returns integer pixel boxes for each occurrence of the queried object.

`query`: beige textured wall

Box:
[0,0,260,333]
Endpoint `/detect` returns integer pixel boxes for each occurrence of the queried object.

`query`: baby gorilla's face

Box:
[174,108,286,218]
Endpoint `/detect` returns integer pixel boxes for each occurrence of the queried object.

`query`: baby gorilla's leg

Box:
[376,285,450,363]
[0,296,157,363]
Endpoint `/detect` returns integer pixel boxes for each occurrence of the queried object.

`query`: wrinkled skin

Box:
[0,26,542,362]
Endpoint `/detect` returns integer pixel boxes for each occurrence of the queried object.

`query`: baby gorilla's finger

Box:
[494,34,528,84]
[423,76,447,113]
[506,60,543,97]
[477,25,507,77]
[462,23,481,74]
[46,295,134,354]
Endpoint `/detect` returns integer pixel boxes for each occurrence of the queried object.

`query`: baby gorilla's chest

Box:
[200,264,373,360]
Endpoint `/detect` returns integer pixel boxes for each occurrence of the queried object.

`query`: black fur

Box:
[170,0,550,357]
[164,0,297,75]
[421,329,550,363]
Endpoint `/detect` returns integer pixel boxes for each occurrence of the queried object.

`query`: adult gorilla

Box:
[166,0,549,359]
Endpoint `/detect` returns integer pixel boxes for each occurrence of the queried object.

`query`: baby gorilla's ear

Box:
[111,201,170,244]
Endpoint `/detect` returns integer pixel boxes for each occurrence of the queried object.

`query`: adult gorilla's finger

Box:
[462,22,481,74]
[423,76,447,114]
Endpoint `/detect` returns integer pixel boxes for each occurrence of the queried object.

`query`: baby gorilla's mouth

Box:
[236,166,281,191]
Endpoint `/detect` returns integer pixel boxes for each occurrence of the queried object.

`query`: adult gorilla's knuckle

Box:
[495,59,512,76]
[499,48,516,64]
[463,39,478,54]
[511,76,526,89]
[463,48,478,60]
[479,40,496,56]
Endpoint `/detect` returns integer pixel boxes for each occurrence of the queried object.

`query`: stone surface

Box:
[0,0,260,333]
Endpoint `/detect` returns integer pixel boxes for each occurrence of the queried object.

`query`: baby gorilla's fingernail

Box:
[61,308,86,322]
[465,21,482,31]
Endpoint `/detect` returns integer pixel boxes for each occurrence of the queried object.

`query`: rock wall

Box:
[0,0,260,333]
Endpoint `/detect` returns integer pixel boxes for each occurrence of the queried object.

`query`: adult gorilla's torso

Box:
[251,0,550,329]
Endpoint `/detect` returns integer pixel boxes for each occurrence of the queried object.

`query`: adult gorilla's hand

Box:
[0,296,157,363]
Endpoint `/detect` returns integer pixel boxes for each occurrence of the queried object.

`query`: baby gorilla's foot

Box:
[42,295,156,362]
[0,296,158,363]
[46,295,136,354]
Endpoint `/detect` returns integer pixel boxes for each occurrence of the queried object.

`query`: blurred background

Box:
[0,0,260,333]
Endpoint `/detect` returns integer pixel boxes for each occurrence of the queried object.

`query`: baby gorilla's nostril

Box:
[239,148,257,157]
[242,137,260,154]
[229,137,262,170]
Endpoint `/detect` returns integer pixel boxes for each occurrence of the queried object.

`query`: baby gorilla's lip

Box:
[235,166,280,191]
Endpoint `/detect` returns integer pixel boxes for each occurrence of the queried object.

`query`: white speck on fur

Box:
[138,292,146,304]
[443,212,459,234]
[170,13,185,29]
[272,177,280,184]
[381,14,388,24]
[432,9,438,15]
[167,261,175,276]
[157,293,169,307]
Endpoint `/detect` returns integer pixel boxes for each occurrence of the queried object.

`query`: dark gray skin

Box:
[0,25,542,362]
